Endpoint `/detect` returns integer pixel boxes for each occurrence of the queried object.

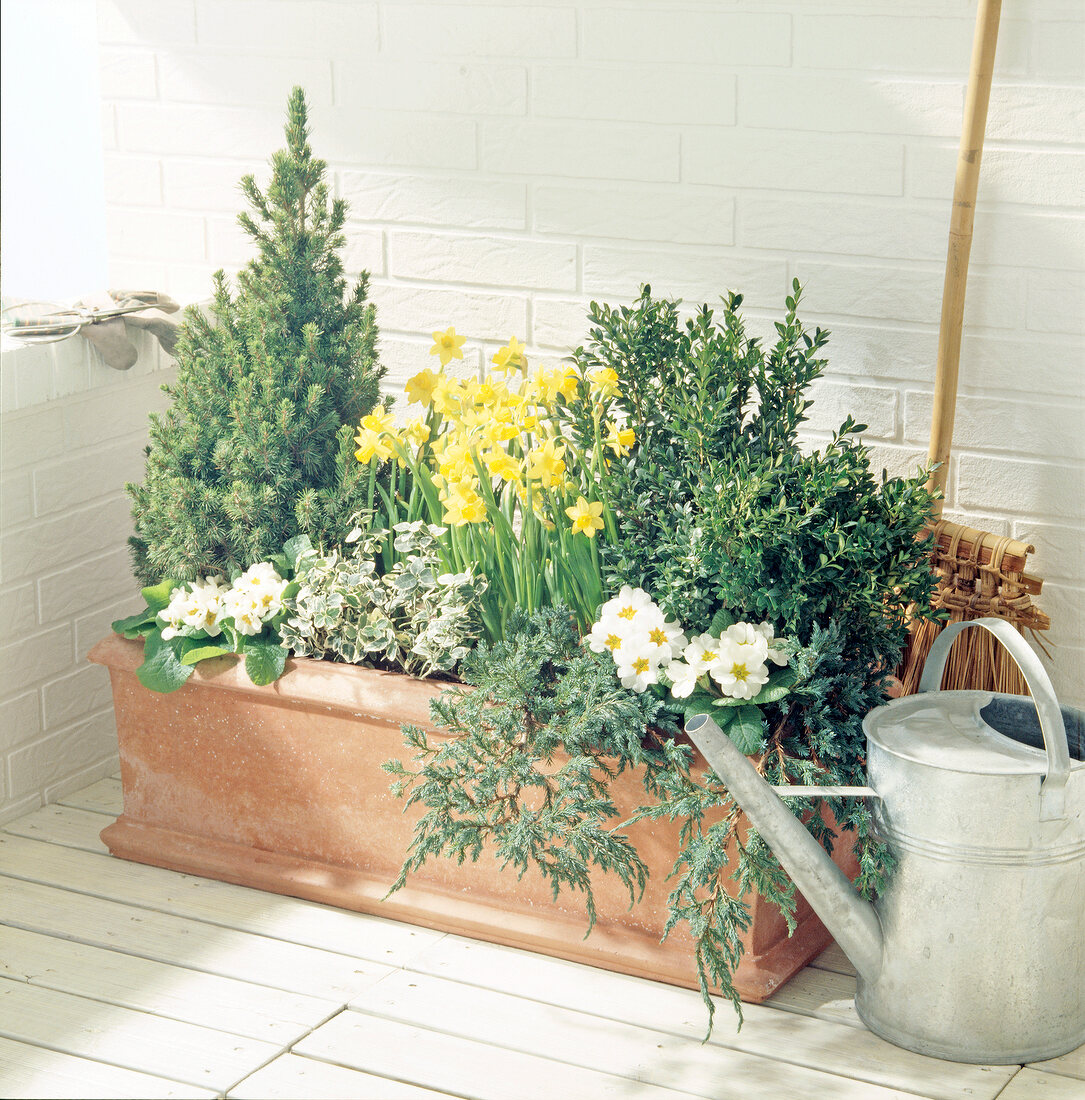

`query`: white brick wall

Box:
[93,0,1083,704]
[0,331,175,823]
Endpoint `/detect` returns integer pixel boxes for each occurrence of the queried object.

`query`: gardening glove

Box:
[109,289,182,356]
[76,292,138,370]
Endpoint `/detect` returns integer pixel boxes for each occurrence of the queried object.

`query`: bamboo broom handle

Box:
[927,0,1003,518]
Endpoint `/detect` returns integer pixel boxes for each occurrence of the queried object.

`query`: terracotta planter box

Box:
[89,633,857,1003]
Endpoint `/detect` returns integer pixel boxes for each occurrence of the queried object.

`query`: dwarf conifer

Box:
[128,87,382,584]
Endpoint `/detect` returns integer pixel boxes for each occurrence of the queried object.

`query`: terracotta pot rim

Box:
[88,632,446,729]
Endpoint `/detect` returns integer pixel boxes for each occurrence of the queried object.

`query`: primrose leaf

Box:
[136,632,194,694]
[179,642,234,667]
[140,579,178,615]
[706,608,736,636]
[243,636,288,686]
[112,609,156,638]
[681,690,736,729]
[746,666,798,706]
[728,706,766,756]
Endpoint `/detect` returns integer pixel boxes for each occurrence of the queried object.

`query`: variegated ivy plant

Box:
[114,521,486,692]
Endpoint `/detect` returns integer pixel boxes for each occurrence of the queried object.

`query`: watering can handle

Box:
[920,617,1070,820]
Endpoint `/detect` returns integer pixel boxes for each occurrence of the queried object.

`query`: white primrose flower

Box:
[158,575,228,638]
[602,585,656,632]
[585,616,628,658]
[222,588,266,636]
[722,622,771,672]
[709,637,771,700]
[665,660,700,699]
[615,642,662,693]
[753,621,790,667]
[233,562,288,618]
[683,633,728,676]
[638,608,687,665]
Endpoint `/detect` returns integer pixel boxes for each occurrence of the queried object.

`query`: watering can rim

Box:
[863,691,1085,778]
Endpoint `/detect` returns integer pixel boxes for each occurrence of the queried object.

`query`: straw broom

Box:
[896,0,1050,696]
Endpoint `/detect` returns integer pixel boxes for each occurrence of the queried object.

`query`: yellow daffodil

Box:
[459,406,493,433]
[605,421,636,457]
[484,420,520,445]
[405,417,430,447]
[437,440,473,481]
[528,365,578,408]
[484,450,522,483]
[492,336,527,374]
[588,366,620,400]
[354,405,398,464]
[566,496,605,538]
[431,378,462,418]
[430,326,466,367]
[443,486,487,526]
[405,368,439,407]
[553,364,579,401]
[360,405,395,435]
[527,438,566,488]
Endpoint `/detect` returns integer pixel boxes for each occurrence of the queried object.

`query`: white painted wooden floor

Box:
[0,779,1082,1100]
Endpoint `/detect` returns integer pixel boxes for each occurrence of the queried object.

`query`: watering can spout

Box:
[685,714,884,984]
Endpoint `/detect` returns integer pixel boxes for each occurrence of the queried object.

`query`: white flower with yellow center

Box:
[665,660,700,699]
[639,610,687,664]
[615,642,661,693]
[710,637,771,700]
[604,585,654,630]
[754,621,791,667]
[234,562,288,618]
[222,588,266,636]
[683,633,726,676]
[159,575,228,638]
[585,617,627,657]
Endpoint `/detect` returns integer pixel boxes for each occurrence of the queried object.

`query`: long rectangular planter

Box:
[89,633,857,1002]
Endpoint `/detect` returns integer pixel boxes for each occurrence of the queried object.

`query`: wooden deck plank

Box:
[6,777,1082,1100]
[0,875,394,1002]
[56,777,123,816]
[0,978,280,1092]
[401,936,1015,1100]
[0,1036,216,1100]
[350,971,926,1100]
[1029,1045,1085,1081]
[230,1052,457,1099]
[0,925,338,1045]
[297,1011,729,1100]
[997,1068,1085,1098]
[0,825,445,967]
[3,805,111,854]
[810,942,857,976]
[763,964,862,1028]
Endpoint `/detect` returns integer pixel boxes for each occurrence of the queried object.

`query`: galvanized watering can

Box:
[686,618,1084,1064]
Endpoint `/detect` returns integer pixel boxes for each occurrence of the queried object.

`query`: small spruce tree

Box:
[128,87,383,585]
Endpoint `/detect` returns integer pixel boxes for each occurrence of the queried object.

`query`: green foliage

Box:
[385,607,672,927]
[564,282,936,653]
[563,281,932,902]
[127,86,383,585]
[113,556,300,693]
[386,608,890,1032]
[279,520,487,678]
[387,285,935,1032]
